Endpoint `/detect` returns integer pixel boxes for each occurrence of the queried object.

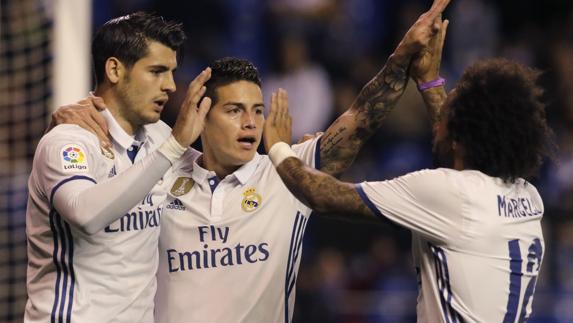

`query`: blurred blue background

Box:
[2,0,573,321]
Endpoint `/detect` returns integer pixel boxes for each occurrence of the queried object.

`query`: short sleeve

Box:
[291,135,322,170]
[34,125,101,203]
[356,169,465,244]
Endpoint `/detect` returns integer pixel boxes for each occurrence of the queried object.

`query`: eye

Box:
[228,107,241,114]
[255,107,264,115]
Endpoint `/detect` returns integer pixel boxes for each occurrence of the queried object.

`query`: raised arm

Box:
[411,18,450,136]
[51,69,213,235]
[264,87,375,220]
[319,0,450,176]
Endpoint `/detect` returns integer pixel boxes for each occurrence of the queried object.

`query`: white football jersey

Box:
[155,137,321,323]
[357,168,544,323]
[25,110,171,323]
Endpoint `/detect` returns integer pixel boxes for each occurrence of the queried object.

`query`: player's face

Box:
[116,41,177,128]
[432,90,455,168]
[201,80,264,169]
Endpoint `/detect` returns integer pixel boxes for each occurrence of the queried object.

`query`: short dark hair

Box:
[204,57,262,105]
[92,12,186,85]
[447,58,556,182]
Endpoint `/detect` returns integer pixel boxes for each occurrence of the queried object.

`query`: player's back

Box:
[414,169,544,323]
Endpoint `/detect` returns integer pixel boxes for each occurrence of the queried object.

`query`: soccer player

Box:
[25,13,212,323]
[51,1,450,321]
[155,0,450,321]
[264,31,555,323]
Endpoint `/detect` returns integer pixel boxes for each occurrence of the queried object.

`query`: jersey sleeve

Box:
[34,125,102,195]
[355,169,465,244]
[291,135,322,170]
[34,125,173,235]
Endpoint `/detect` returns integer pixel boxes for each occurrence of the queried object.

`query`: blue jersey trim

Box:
[49,210,76,323]
[49,175,97,206]
[503,240,522,323]
[354,184,383,218]
[430,244,464,323]
[65,221,76,321]
[284,212,308,323]
[314,136,321,169]
[49,210,62,323]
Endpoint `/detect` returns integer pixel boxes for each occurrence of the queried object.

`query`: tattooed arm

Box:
[278,157,376,220]
[319,0,451,176]
[411,18,449,136]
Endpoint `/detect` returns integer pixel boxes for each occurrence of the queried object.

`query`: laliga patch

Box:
[241,187,262,212]
[170,177,194,196]
[61,144,89,173]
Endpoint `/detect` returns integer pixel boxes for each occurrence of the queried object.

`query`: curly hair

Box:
[447,58,555,182]
[92,12,186,85]
[204,57,262,105]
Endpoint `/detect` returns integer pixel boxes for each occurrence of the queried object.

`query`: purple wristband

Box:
[417,77,446,91]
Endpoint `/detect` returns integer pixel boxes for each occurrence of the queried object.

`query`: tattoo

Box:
[277,158,375,221]
[320,53,411,176]
[420,87,447,133]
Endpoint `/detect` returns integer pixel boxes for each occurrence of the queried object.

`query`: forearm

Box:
[53,136,185,235]
[277,157,375,220]
[419,86,447,135]
[53,150,171,235]
[320,51,412,176]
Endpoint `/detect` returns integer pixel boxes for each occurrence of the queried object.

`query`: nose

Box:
[162,72,176,94]
[242,111,256,129]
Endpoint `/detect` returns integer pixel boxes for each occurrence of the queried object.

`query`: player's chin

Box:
[143,112,161,124]
[233,149,257,165]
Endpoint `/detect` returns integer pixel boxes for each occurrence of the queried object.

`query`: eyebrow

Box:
[223,102,265,109]
[148,65,176,72]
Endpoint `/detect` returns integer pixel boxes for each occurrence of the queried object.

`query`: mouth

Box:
[237,136,257,150]
[153,98,168,111]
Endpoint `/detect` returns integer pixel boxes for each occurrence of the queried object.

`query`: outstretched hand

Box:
[396,0,450,56]
[48,94,111,149]
[411,18,449,84]
[171,68,212,147]
[264,89,292,152]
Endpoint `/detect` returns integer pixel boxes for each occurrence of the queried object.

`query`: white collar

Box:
[190,153,262,185]
[101,109,154,149]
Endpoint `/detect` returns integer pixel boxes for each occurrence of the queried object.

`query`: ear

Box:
[104,57,124,84]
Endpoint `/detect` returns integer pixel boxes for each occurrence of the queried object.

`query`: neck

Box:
[94,85,138,136]
[453,145,465,171]
[200,151,241,180]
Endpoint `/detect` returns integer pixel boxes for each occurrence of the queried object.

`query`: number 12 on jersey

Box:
[503,238,543,323]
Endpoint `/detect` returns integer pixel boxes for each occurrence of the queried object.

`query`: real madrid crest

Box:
[171,177,195,196]
[241,187,262,212]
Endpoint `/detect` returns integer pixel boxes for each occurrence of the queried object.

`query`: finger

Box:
[436,19,449,58]
[197,96,212,120]
[431,15,442,34]
[89,109,111,147]
[440,19,449,47]
[279,89,289,119]
[429,0,450,17]
[90,96,108,111]
[185,68,212,106]
[269,92,277,123]
[192,86,208,108]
